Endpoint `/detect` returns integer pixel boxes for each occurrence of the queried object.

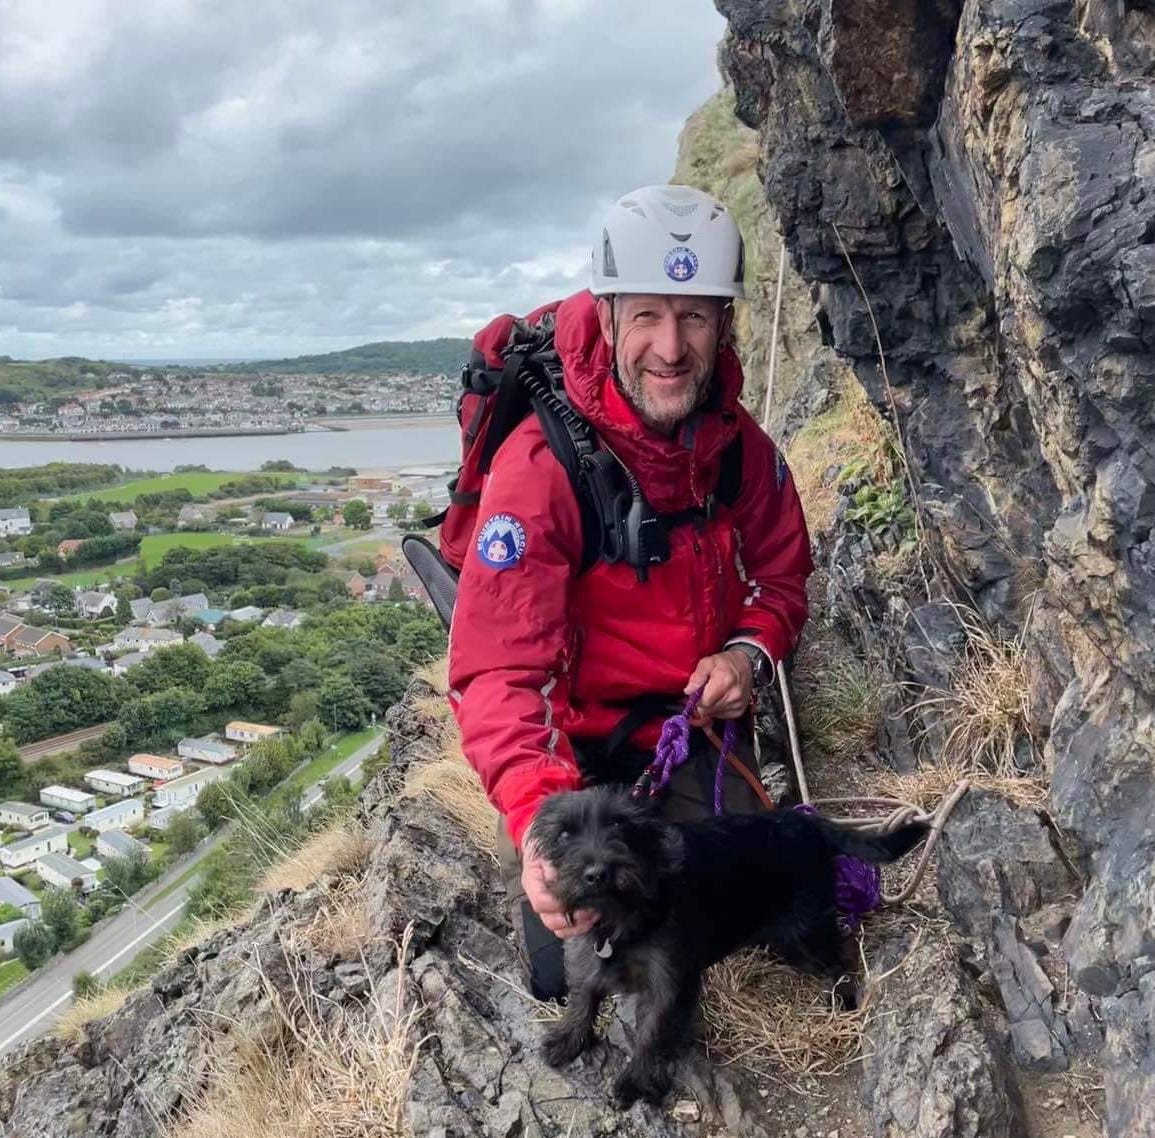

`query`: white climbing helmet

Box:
[590,184,745,300]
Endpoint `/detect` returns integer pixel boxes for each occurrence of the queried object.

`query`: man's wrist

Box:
[725,640,768,685]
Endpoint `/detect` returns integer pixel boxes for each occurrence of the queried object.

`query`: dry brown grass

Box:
[702,949,867,1078]
[785,375,895,535]
[413,657,449,695]
[157,915,246,972]
[875,760,1046,810]
[53,985,132,1043]
[258,823,373,894]
[168,927,425,1138]
[298,881,374,960]
[906,600,1040,780]
[394,694,497,858]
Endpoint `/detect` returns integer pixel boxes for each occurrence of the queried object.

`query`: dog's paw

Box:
[613,1061,670,1109]
[541,1025,594,1068]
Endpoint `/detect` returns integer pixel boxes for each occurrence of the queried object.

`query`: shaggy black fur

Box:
[530,786,928,1108]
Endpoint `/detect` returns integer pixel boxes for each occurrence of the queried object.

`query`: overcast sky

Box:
[0,0,727,361]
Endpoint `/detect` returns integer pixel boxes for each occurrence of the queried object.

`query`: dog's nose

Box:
[582,862,608,886]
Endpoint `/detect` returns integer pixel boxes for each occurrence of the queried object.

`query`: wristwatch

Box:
[727,641,769,686]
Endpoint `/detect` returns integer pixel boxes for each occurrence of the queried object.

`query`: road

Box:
[0,730,380,1058]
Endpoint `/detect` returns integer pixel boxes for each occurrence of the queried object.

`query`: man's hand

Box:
[521,837,598,939]
[684,648,753,721]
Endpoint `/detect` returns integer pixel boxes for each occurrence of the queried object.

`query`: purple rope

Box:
[636,686,738,816]
[794,804,881,931]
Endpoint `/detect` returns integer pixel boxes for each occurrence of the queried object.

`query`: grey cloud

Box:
[0,0,726,356]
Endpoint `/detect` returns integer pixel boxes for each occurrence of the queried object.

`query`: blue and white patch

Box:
[476,513,527,569]
[663,245,699,283]
[776,451,790,489]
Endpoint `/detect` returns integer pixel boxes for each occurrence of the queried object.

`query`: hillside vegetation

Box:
[215,337,471,377]
[0,358,142,406]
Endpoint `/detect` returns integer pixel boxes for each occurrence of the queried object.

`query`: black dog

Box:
[530,786,927,1107]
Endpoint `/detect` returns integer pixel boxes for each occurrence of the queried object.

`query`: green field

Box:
[0,958,28,996]
[66,471,281,503]
[138,531,241,568]
[1,563,134,591]
[67,831,94,859]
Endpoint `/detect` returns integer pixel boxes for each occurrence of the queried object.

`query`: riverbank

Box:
[0,425,301,442]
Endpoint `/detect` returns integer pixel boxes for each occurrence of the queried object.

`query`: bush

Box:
[14,921,55,970]
[72,970,100,998]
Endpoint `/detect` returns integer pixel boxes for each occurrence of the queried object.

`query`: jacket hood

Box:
[553,290,745,511]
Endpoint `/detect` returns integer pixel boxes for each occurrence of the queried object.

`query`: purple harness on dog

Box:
[633,686,881,931]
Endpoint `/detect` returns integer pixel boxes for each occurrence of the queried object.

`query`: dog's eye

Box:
[557,829,570,844]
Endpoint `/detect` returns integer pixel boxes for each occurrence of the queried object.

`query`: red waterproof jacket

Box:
[448,290,813,849]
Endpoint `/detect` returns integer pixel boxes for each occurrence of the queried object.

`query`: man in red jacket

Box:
[449,185,813,998]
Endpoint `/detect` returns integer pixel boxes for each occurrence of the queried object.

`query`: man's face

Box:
[596,294,731,434]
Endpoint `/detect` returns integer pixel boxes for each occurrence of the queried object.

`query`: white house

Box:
[82,798,144,834]
[113,627,184,654]
[108,510,137,531]
[260,511,294,531]
[0,671,16,696]
[35,851,97,893]
[128,593,210,626]
[75,590,118,619]
[0,827,68,869]
[177,503,214,528]
[0,801,50,830]
[146,804,190,831]
[0,876,41,918]
[177,737,237,765]
[225,605,263,624]
[189,631,225,659]
[0,918,29,954]
[96,829,147,861]
[224,721,282,745]
[84,769,148,798]
[127,753,184,781]
[39,786,97,813]
[153,766,228,809]
[0,508,32,537]
[262,609,305,630]
[112,650,148,676]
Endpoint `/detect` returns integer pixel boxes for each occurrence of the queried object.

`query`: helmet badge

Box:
[663,246,699,283]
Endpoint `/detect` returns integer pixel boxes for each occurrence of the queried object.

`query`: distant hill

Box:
[215,337,473,377]
[0,357,141,406]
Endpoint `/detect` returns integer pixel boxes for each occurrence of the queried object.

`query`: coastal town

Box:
[0,367,459,438]
[0,452,450,999]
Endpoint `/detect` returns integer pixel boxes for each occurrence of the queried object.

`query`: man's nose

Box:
[651,313,687,363]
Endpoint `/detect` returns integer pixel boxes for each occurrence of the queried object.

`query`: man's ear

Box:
[595,296,615,348]
[718,301,735,348]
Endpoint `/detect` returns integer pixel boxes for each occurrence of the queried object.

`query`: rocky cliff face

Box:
[716,2,1155,1135]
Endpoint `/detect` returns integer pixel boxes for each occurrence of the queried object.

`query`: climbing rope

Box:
[775,659,969,907]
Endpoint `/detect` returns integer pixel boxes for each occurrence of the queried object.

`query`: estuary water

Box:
[0,419,461,473]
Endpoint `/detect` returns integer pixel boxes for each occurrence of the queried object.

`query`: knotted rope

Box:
[632,685,737,815]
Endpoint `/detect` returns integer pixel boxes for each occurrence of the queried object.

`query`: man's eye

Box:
[682,312,707,326]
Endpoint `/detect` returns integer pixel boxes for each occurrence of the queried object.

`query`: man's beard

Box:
[617,367,711,434]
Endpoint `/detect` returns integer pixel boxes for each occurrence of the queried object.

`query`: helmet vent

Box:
[620,198,646,218]
[663,200,698,218]
[601,230,618,277]
[670,232,691,242]
[709,205,728,219]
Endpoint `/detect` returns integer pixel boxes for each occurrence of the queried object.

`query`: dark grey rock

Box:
[862,936,1025,1137]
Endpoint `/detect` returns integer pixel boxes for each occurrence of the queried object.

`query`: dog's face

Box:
[530,787,683,920]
